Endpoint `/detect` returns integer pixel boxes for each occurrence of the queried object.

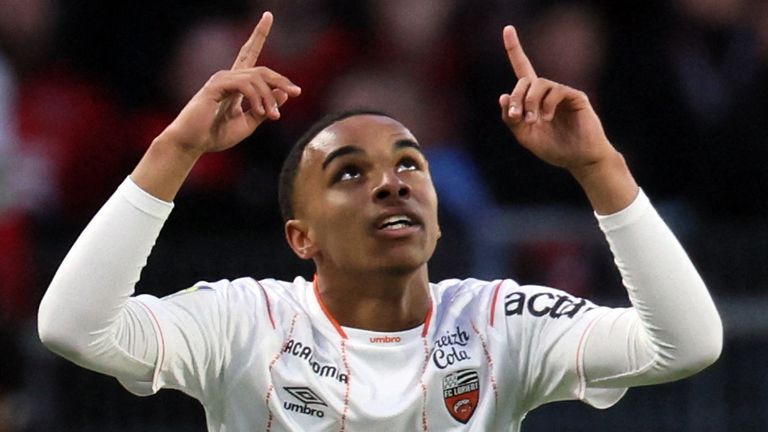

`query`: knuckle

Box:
[208,70,228,83]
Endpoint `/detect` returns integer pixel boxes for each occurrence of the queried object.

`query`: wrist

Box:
[569,150,625,184]
[129,135,204,202]
[152,130,206,161]
[570,151,639,215]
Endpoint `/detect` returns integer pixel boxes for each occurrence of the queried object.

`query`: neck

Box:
[315,266,431,332]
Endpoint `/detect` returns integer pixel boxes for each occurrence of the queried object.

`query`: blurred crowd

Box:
[1,0,768,428]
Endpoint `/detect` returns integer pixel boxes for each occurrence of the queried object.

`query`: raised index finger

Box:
[232,11,273,70]
[503,25,537,79]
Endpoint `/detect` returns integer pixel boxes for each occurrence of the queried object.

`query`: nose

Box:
[373,170,411,201]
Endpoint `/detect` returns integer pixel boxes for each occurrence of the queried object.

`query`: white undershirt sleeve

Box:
[38,177,173,383]
[580,190,723,392]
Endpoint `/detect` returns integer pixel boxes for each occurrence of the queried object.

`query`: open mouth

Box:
[378,215,415,231]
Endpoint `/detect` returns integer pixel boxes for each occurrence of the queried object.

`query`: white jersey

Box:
[38,178,722,432]
[125,276,621,431]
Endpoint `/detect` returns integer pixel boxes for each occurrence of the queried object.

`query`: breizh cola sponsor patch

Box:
[442,369,480,423]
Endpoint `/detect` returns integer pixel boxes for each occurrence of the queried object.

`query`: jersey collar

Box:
[311,275,434,343]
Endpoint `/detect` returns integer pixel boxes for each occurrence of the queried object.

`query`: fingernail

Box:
[525,111,536,122]
[509,104,520,116]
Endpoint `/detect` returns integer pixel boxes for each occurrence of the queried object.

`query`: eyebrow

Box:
[394,139,422,153]
[322,145,362,170]
[321,139,423,170]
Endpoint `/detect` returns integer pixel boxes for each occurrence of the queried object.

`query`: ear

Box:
[285,219,316,260]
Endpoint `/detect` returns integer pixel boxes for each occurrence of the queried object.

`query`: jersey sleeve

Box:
[580,189,722,388]
[506,189,722,413]
[502,283,627,411]
[37,178,267,402]
[119,281,230,399]
[38,177,172,384]
[117,277,276,400]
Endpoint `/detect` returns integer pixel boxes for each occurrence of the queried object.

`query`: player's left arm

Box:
[498,25,722,386]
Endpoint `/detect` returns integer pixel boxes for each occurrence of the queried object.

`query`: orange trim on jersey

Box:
[265,314,298,431]
[313,275,348,339]
[489,280,503,327]
[421,303,433,337]
[472,320,499,404]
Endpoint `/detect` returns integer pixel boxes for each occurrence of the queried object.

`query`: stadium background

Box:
[1,0,766,430]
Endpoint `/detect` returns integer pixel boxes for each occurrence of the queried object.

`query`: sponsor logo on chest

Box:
[282,339,349,384]
[431,326,472,369]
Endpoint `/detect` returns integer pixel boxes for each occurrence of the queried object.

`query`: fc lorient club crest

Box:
[442,369,480,423]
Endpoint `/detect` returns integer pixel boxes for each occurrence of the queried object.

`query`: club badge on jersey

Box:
[442,369,480,423]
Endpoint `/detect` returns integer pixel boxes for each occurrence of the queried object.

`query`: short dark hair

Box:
[278,109,393,221]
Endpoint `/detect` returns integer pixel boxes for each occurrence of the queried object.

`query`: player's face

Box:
[289,115,440,274]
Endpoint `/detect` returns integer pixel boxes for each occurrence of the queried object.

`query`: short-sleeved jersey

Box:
[122,276,626,431]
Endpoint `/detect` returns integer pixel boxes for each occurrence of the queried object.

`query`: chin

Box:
[370,249,433,275]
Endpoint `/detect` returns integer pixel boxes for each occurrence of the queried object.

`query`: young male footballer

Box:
[39,12,722,431]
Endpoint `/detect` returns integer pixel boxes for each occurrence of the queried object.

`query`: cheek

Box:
[325,190,359,210]
[423,182,440,218]
[312,192,365,240]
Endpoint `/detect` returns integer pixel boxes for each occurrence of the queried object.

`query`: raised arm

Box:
[498,25,637,214]
[132,11,300,201]
[497,26,721,391]
[38,12,298,382]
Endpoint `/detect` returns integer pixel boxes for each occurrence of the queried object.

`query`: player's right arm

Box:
[37,12,298,383]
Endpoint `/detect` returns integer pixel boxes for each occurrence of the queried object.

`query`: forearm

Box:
[582,191,722,387]
[38,178,173,378]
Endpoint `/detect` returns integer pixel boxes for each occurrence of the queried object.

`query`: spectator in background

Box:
[127,17,249,202]
[526,3,606,108]
[0,2,36,324]
[253,0,362,129]
[601,0,767,220]
[0,0,127,225]
[665,0,765,219]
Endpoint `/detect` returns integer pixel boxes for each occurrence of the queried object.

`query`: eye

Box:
[397,157,420,173]
[336,164,362,182]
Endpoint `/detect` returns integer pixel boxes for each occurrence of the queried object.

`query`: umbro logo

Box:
[283,386,327,418]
